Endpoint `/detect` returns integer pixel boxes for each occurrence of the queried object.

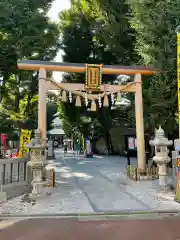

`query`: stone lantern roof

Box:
[149,125,173,147]
[156,125,164,138]
[26,129,48,149]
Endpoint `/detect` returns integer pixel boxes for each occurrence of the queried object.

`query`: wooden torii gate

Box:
[18,60,159,173]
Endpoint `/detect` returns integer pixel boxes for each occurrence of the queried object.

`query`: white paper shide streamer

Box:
[69,92,72,103]
[111,93,115,104]
[98,94,102,107]
[85,93,88,106]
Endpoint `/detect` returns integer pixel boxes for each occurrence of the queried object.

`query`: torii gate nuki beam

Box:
[18,60,159,173]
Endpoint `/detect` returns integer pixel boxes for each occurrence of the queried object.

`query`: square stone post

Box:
[172,151,178,190]
[38,68,47,141]
[134,73,146,172]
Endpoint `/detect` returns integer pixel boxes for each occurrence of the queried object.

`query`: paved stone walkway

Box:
[0,150,180,215]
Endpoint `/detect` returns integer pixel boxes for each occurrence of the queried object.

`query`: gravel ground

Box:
[0,152,180,215]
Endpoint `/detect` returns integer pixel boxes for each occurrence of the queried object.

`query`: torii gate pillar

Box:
[135,73,146,172]
[38,68,47,141]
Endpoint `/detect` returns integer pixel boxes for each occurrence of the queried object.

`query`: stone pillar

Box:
[47,139,55,159]
[26,129,48,198]
[172,151,178,190]
[158,165,168,187]
[38,68,47,141]
[149,126,173,191]
[85,139,93,158]
[134,73,146,172]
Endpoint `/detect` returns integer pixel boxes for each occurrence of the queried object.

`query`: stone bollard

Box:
[149,126,173,191]
[50,168,55,187]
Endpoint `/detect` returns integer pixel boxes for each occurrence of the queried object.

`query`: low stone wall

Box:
[127,165,173,181]
[0,157,31,202]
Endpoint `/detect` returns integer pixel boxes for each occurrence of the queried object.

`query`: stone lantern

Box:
[26,129,49,198]
[149,126,173,191]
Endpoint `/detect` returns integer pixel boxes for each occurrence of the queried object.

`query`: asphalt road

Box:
[1,218,180,240]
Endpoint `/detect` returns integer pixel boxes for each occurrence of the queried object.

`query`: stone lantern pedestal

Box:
[149,126,173,191]
[26,129,49,199]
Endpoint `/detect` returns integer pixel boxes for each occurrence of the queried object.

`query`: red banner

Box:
[0,134,8,154]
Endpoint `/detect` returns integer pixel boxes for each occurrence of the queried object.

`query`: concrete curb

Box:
[1,210,180,221]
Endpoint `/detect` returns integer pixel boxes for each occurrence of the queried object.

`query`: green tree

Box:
[0,0,57,82]
[0,0,60,134]
[46,101,58,131]
[59,0,117,148]
[129,0,180,137]
[96,0,139,65]
[58,0,137,152]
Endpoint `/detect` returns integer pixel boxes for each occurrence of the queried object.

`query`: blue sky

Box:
[48,0,70,23]
[48,0,71,81]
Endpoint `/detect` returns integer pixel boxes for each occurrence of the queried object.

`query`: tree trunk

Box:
[105,132,114,154]
[24,93,32,115]
[14,74,22,113]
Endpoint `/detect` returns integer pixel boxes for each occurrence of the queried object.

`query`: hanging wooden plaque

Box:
[85,64,102,91]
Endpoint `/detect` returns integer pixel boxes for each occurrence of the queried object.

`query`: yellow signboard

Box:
[177,32,180,139]
[85,64,102,91]
[19,129,32,157]
[175,31,180,202]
